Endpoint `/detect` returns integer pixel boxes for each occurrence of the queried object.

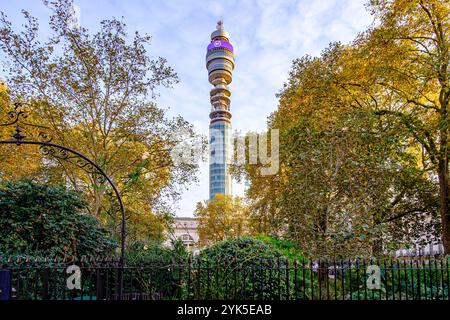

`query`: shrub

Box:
[196,237,289,299]
[122,240,189,299]
[256,235,305,262]
[0,179,115,258]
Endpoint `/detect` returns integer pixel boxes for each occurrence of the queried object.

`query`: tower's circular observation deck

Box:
[206,39,235,84]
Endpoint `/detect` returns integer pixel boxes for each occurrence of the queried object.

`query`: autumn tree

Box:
[195,194,252,247]
[231,130,284,236]
[234,42,440,257]
[352,0,450,253]
[232,0,449,256]
[0,0,199,242]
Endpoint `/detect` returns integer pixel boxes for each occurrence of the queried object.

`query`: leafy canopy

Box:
[195,194,252,247]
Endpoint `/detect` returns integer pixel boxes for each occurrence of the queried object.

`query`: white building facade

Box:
[167,217,199,251]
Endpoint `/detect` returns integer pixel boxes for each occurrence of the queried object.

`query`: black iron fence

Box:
[0,256,448,300]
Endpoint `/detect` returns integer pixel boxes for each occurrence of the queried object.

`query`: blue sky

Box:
[0,0,374,217]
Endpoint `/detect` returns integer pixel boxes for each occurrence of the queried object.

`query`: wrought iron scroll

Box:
[0,103,106,182]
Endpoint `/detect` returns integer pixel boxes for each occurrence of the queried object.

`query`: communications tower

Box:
[206,21,234,199]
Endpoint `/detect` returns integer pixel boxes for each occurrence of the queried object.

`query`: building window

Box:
[178,234,195,250]
[180,234,193,242]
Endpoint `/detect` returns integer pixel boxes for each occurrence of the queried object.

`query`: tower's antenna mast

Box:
[217,18,224,30]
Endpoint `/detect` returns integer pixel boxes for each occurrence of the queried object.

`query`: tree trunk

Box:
[438,85,450,254]
[438,158,450,254]
[315,207,329,256]
[436,11,450,254]
[372,237,383,257]
[371,213,383,256]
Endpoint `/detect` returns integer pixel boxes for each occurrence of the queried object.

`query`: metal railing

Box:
[0,256,448,300]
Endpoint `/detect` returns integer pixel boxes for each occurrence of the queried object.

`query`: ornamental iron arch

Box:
[0,102,127,294]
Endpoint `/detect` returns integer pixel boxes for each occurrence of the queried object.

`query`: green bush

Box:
[256,235,305,262]
[195,237,289,299]
[0,179,115,258]
[121,240,189,299]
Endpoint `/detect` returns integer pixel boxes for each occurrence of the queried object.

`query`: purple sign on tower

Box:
[207,40,234,53]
